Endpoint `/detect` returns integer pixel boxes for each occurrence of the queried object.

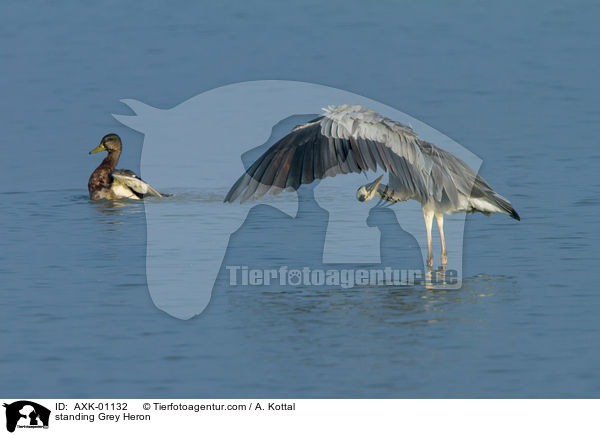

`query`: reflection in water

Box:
[90,198,145,228]
[223,271,515,331]
[423,269,460,289]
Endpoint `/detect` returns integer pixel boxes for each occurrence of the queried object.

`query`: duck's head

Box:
[89,133,122,155]
[356,174,384,202]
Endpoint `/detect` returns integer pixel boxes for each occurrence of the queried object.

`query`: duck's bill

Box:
[89,144,106,154]
[366,174,384,194]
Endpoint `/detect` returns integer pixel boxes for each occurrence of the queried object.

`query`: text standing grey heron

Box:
[224,105,520,268]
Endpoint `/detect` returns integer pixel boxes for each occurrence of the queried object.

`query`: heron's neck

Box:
[375,184,390,198]
[374,183,401,203]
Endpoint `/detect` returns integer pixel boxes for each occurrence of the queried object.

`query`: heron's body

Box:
[88,134,163,200]
[224,105,519,268]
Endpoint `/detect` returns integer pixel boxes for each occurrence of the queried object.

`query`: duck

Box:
[88,133,164,200]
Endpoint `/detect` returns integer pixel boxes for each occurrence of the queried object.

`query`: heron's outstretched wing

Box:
[224,105,519,220]
[224,105,432,203]
[111,169,164,198]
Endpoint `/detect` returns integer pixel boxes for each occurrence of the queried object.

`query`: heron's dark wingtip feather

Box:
[224,173,250,203]
[511,209,521,221]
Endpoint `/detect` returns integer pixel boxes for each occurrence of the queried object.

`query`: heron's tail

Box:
[471,191,520,221]
[494,193,520,220]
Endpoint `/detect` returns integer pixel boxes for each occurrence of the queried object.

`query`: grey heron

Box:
[224,105,519,268]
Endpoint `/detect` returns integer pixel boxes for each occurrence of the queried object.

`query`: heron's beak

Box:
[89,143,106,154]
[365,174,384,199]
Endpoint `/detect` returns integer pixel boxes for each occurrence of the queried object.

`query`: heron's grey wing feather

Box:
[356,137,376,171]
[111,170,163,197]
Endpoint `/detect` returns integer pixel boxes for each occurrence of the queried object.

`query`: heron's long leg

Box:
[435,213,447,267]
[423,208,434,269]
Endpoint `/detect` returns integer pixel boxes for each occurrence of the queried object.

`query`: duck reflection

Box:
[89,198,145,229]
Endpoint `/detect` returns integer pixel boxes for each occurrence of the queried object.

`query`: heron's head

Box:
[356,174,384,202]
[89,133,122,155]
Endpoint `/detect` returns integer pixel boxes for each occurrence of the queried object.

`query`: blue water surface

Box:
[1,0,599,397]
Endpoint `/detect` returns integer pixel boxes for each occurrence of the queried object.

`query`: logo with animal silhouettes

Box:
[3,401,50,432]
